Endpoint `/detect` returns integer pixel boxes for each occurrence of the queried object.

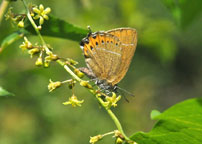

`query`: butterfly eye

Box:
[96,42,98,46]
[90,46,93,50]
[116,43,118,46]
[107,41,109,43]
[111,41,113,43]
[80,41,85,46]
[101,40,104,44]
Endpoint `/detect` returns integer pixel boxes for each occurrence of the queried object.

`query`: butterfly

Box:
[79,28,137,93]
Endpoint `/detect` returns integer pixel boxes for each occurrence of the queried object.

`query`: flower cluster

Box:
[5,7,26,28]
[19,37,58,67]
[89,130,133,144]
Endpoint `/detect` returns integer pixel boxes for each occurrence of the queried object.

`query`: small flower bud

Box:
[49,53,58,61]
[114,130,123,138]
[19,42,27,51]
[116,137,123,144]
[74,69,84,78]
[80,81,92,89]
[48,79,62,92]
[37,25,42,30]
[90,89,96,94]
[89,135,102,144]
[96,93,101,97]
[46,51,53,55]
[68,59,78,65]
[20,37,33,51]
[17,20,24,28]
[24,37,33,49]
[44,60,50,68]
[35,57,43,66]
[30,12,34,17]
[80,81,88,87]
[45,56,51,61]
[28,48,40,58]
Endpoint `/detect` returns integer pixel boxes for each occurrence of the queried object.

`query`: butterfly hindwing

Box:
[106,28,137,85]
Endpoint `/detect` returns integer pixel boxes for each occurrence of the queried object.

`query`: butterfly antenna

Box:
[87,25,92,35]
[116,86,135,97]
[116,89,130,103]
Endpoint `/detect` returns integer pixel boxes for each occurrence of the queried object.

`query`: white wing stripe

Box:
[96,48,121,56]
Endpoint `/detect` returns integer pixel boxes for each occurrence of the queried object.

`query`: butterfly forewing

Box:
[83,33,122,80]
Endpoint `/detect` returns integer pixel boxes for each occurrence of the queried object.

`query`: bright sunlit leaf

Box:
[0,86,15,97]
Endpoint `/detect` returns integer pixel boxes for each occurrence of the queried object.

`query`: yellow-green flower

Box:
[67,58,78,65]
[35,57,43,66]
[33,4,51,25]
[63,95,84,107]
[116,137,123,144]
[19,37,32,51]
[28,48,40,58]
[89,135,102,144]
[48,79,62,92]
[74,69,84,78]
[45,53,58,61]
[17,20,24,28]
[80,81,92,89]
[106,92,121,107]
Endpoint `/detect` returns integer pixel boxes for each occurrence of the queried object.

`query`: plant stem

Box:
[97,96,130,140]
[107,109,130,140]
[22,0,130,141]
[57,60,82,82]
[0,0,10,24]
[102,131,114,137]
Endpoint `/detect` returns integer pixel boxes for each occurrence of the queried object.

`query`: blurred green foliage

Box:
[0,0,202,144]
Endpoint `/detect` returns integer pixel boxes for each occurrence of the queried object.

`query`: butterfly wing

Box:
[81,32,122,81]
[106,28,137,85]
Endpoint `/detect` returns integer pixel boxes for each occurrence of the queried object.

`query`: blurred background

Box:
[0,0,202,143]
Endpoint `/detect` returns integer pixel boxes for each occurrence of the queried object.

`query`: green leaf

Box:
[150,109,161,120]
[0,87,15,97]
[129,98,202,144]
[162,0,202,28]
[0,30,25,53]
[25,15,89,42]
